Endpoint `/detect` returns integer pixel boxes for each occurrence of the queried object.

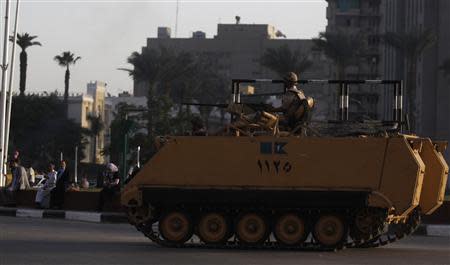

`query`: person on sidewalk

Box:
[97,163,120,211]
[51,160,70,209]
[0,159,30,206]
[35,163,57,209]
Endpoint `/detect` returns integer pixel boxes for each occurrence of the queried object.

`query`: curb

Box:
[0,207,127,224]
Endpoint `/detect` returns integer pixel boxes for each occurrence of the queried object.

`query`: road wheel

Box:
[197,213,230,244]
[274,213,308,246]
[236,212,269,245]
[351,208,383,242]
[159,211,193,244]
[127,204,153,225]
[313,214,346,248]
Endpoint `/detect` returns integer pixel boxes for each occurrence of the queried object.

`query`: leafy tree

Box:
[12,33,42,96]
[384,29,437,130]
[260,45,313,78]
[9,94,86,170]
[105,102,141,163]
[86,114,105,163]
[312,31,364,79]
[168,53,228,129]
[54,51,81,106]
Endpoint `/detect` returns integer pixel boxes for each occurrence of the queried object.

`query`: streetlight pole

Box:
[0,0,11,187]
[3,0,21,185]
[74,146,78,183]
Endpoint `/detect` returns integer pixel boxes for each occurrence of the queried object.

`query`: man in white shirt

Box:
[35,163,57,209]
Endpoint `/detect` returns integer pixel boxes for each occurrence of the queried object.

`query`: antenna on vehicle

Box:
[404,113,411,133]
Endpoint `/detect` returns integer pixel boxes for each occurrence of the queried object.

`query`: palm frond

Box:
[30,41,42,46]
[15,32,42,50]
[312,31,364,72]
[54,51,81,68]
[260,45,313,78]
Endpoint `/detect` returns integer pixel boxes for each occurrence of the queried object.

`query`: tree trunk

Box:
[19,51,27,96]
[64,67,70,115]
[92,134,97,163]
[146,84,154,138]
[336,62,346,80]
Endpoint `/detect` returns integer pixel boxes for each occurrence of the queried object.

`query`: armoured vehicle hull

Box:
[122,134,448,250]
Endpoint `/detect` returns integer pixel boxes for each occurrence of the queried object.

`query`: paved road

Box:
[0,216,449,265]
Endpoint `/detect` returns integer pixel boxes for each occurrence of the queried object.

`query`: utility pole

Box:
[3,0,21,185]
[0,0,11,187]
[175,0,179,38]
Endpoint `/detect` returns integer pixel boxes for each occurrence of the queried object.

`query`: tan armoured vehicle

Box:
[121,79,448,251]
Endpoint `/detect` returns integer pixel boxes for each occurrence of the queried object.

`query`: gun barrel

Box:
[181,102,229,108]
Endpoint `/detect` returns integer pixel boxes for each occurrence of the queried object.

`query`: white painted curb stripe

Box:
[65,211,101,223]
[16,209,43,218]
[426,225,450,237]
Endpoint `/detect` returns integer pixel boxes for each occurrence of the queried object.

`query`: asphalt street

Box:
[0,216,449,265]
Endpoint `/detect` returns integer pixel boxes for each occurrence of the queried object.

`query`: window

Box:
[337,0,360,11]
[346,19,352,27]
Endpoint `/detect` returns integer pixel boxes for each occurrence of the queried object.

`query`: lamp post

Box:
[74,146,78,183]
[0,0,11,187]
[3,0,20,186]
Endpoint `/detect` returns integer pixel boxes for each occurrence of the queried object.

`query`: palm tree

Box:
[87,114,104,163]
[54,51,81,105]
[312,31,364,79]
[13,33,42,96]
[121,49,162,137]
[384,29,437,130]
[260,45,313,78]
[121,47,195,137]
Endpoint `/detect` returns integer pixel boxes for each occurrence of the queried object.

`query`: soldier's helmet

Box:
[283,72,298,85]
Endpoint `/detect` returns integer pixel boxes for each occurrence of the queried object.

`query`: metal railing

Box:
[230,79,404,124]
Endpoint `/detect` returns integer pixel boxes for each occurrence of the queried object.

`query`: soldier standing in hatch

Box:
[272,72,314,130]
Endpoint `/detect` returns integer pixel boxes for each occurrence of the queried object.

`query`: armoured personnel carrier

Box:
[121,79,448,251]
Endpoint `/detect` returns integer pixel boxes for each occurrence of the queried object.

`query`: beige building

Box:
[67,81,107,164]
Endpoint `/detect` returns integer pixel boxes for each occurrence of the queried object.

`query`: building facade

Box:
[326,0,383,79]
[67,83,147,164]
[67,81,107,164]
[326,0,388,120]
[326,0,450,164]
[381,0,450,145]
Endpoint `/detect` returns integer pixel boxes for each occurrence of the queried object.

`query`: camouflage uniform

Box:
[281,86,310,129]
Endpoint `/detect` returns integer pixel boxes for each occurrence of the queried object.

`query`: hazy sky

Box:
[12,0,327,96]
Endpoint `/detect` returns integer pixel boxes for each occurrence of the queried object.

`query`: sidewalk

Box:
[0,206,127,224]
[2,206,450,237]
